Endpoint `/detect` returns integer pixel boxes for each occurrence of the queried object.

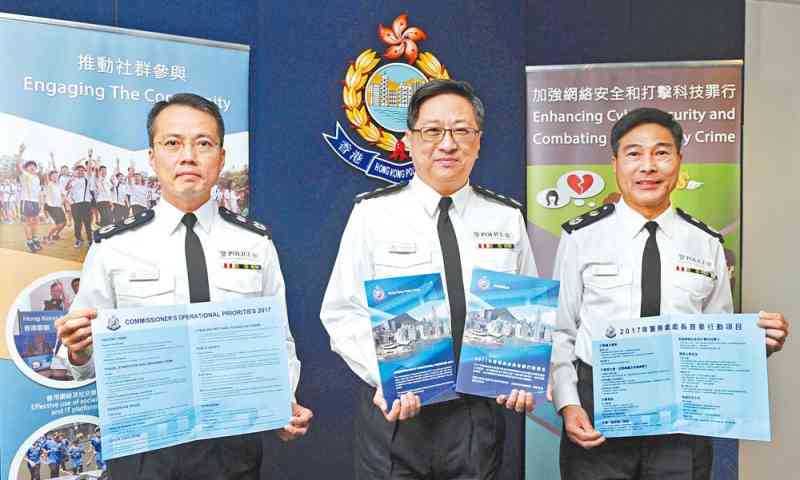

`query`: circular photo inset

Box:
[5,270,93,389]
[11,415,106,480]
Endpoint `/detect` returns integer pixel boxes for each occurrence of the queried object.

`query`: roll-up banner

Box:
[524,61,743,480]
[0,13,249,479]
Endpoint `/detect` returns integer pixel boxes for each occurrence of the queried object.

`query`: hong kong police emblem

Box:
[107,315,121,331]
[372,286,386,302]
[323,14,452,184]
[605,325,617,339]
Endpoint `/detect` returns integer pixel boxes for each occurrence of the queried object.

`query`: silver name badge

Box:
[593,264,619,276]
[389,242,417,254]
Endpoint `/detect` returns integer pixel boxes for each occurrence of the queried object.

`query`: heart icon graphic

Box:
[566,174,594,194]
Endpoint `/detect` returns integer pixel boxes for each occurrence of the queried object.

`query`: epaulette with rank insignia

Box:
[93,209,155,243]
[354,182,408,203]
[676,208,724,243]
[219,207,271,238]
[562,203,615,234]
[472,185,523,210]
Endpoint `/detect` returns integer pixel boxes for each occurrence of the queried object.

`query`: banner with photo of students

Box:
[0,13,249,480]
[523,61,743,480]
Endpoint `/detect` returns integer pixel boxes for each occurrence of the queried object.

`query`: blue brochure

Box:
[365,273,458,407]
[592,313,770,441]
[92,297,292,460]
[455,269,559,400]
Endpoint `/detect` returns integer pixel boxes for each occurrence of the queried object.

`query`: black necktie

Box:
[641,221,660,317]
[437,197,466,364]
[182,213,210,303]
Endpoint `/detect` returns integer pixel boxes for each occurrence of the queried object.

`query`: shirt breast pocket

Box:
[673,273,715,312]
[474,249,519,273]
[584,264,632,289]
[112,271,176,308]
[216,270,263,299]
[582,264,633,317]
[373,245,433,278]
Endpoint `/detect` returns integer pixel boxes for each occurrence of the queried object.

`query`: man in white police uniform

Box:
[321,80,537,479]
[66,162,92,249]
[551,107,789,479]
[55,93,312,480]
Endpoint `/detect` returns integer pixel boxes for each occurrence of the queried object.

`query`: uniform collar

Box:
[410,176,471,218]
[155,198,216,236]
[616,198,676,240]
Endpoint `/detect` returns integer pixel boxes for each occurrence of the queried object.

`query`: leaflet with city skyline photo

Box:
[365,273,459,407]
[456,269,559,400]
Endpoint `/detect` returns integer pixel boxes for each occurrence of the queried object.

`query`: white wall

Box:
[741,1,800,478]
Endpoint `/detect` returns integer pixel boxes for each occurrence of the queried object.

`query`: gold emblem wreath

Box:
[342,49,450,153]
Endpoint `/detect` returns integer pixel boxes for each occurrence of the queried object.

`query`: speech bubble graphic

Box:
[557,170,604,199]
[536,187,571,209]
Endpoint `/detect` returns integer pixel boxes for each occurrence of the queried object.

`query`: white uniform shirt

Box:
[19,170,41,202]
[88,172,97,195]
[129,184,150,207]
[111,182,129,206]
[58,175,71,198]
[67,176,91,204]
[93,175,112,202]
[10,182,20,202]
[45,182,63,208]
[550,199,733,411]
[58,199,302,399]
[320,176,538,386]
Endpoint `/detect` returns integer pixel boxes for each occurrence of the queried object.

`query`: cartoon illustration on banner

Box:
[323,14,451,183]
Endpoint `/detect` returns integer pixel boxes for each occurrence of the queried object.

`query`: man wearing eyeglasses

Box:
[54,93,312,480]
[321,79,538,479]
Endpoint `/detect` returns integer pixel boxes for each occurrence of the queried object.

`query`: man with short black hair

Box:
[552,107,789,480]
[322,79,536,479]
[55,93,312,480]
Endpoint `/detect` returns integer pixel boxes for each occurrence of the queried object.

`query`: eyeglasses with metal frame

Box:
[410,127,481,143]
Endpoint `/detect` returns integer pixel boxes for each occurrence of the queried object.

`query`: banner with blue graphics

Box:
[0,14,250,480]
